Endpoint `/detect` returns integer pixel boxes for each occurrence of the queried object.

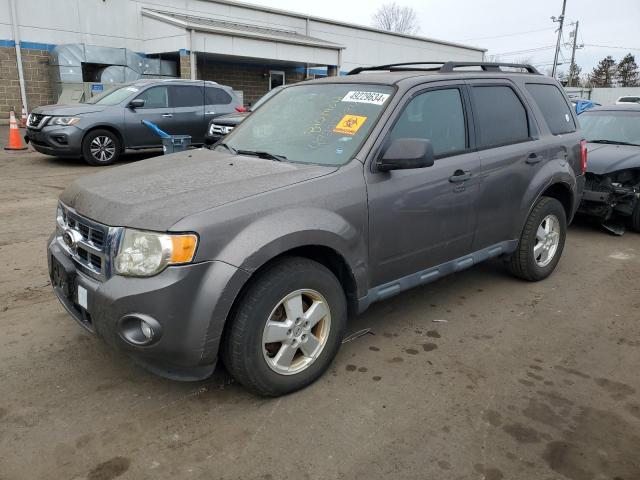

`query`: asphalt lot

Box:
[1,141,639,480]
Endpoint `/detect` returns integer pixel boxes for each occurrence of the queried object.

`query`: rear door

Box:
[123,85,173,148]
[468,81,544,250]
[170,84,206,144]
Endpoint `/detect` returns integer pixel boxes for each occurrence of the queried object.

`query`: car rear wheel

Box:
[82,129,121,166]
[631,201,640,233]
[222,257,347,396]
[507,196,567,281]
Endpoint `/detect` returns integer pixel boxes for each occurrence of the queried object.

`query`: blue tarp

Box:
[141,120,170,138]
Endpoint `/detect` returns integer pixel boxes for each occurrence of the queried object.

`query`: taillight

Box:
[580,139,587,174]
[235,106,247,113]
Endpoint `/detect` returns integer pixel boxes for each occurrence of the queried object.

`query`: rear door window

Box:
[388,88,467,157]
[171,85,204,107]
[471,85,530,148]
[526,83,576,135]
[205,87,232,105]
[136,86,169,109]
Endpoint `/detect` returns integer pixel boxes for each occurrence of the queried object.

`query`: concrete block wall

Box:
[197,59,305,105]
[0,44,54,121]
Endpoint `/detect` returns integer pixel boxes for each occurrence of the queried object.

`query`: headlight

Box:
[50,116,80,126]
[114,229,198,277]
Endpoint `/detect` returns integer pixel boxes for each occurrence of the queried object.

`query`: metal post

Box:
[568,21,579,87]
[9,0,28,113]
[551,0,567,78]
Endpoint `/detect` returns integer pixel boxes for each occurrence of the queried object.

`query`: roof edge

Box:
[168,0,487,53]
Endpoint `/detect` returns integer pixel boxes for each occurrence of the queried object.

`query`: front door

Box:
[366,85,481,287]
[124,85,174,148]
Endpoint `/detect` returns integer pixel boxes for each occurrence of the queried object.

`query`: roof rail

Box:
[347,61,540,75]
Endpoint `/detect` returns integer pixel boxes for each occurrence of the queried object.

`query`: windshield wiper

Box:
[214,142,237,154]
[589,139,640,147]
[236,149,287,162]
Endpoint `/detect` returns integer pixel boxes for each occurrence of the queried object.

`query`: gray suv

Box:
[48,62,586,396]
[26,80,241,165]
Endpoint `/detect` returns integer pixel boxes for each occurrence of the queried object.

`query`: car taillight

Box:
[580,139,587,174]
[235,106,247,113]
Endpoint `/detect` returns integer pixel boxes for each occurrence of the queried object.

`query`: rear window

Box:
[205,87,233,105]
[471,85,530,148]
[526,83,576,135]
[171,85,204,107]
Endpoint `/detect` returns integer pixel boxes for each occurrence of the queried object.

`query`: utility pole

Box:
[551,0,567,78]
[568,21,579,87]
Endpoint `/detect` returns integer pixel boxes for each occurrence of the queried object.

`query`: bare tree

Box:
[372,3,420,35]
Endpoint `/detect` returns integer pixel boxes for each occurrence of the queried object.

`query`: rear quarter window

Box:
[471,85,530,148]
[526,83,576,135]
[206,87,233,105]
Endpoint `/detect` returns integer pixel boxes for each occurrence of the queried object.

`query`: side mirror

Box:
[376,138,435,172]
[129,98,145,109]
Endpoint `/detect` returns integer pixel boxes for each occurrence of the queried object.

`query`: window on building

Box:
[472,85,530,148]
[171,85,204,107]
[526,83,576,135]
[205,87,232,105]
[388,88,467,157]
[136,86,169,109]
[269,71,285,90]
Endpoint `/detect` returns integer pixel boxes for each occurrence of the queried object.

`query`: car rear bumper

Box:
[26,126,83,157]
[47,234,250,381]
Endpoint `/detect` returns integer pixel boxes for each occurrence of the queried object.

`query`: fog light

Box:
[118,314,162,346]
[140,321,153,340]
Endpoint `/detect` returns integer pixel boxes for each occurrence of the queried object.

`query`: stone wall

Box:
[0,45,54,122]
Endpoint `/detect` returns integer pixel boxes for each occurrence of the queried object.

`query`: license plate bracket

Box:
[51,255,75,301]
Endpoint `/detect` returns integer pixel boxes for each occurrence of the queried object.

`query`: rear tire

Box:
[507,197,567,281]
[82,129,121,166]
[221,257,347,397]
[631,201,640,233]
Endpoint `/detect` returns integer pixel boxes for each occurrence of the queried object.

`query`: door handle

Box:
[449,170,472,183]
[526,153,543,164]
[162,113,173,118]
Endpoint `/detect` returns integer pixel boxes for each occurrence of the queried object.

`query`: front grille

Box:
[27,113,48,129]
[57,204,118,281]
[210,124,234,136]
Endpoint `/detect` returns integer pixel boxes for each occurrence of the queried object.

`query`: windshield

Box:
[250,86,283,111]
[84,85,140,105]
[579,111,640,146]
[221,83,394,166]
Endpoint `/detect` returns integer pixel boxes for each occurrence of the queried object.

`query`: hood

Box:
[586,143,640,175]
[32,103,108,116]
[60,148,337,230]
[209,112,248,126]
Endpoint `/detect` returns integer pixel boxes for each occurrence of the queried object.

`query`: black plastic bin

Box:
[162,135,191,154]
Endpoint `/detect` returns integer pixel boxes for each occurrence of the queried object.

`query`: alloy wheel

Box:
[262,289,331,375]
[534,214,561,267]
[90,136,116,163]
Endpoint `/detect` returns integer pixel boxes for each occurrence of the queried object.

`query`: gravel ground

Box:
[1,145,639,480]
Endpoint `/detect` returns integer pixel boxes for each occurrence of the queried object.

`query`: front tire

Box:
[82,129,121,166]
[222,257,347,397]
[507,197,567,281]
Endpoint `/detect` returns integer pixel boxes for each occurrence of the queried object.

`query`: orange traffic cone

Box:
[20,106,27,128]
[4,109,28,151]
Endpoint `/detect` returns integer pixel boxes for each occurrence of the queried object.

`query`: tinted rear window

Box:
[471,85,530,148]
[526,83,576,135]
[172,85,204,107]
[206,87,233,105]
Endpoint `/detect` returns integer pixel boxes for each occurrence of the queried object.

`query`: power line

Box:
[583,44,640,51]
[494,45,556,56]
[458,27,555,42]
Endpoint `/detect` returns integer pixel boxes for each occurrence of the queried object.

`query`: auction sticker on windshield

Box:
[342,91,390,105]
[333,115,367,135]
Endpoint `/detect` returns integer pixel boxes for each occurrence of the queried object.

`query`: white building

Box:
[0,0,485,110]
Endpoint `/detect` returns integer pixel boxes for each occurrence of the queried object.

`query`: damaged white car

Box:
[578,105,640,234]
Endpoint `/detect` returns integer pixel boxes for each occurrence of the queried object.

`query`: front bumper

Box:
[48,235,250,380]
[26,125,84,157]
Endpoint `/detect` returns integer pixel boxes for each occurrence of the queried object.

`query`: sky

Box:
[243,0,640,78]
